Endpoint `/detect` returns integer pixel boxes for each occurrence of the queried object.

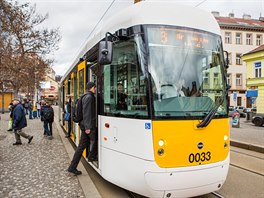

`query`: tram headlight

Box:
[158,148,164,156]
[224,135,228,141]
[158,139,165,147]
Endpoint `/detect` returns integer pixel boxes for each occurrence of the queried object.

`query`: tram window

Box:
[78,69,84,96]
[103,39,148,118]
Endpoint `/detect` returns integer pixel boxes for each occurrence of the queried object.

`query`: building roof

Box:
[244,44,264,56]
[215,16,264,31]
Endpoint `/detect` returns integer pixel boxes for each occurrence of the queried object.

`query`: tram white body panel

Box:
[98,116,229,198]
[99,116,154,161]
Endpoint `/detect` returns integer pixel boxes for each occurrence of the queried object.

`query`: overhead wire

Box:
[195,0,207,7]
[63,0,116,78]
[85,0,116,42]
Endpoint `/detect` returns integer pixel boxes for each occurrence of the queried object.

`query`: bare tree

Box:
[0,0,61,97]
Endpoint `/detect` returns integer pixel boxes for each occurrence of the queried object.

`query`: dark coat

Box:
[41,105,54,122]
[12,103,27,130]
[80,91,96,131]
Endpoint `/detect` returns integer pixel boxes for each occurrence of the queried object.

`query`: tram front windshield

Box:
[147,26,227,119]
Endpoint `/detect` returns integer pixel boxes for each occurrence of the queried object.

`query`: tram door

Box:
[88,63,99,168]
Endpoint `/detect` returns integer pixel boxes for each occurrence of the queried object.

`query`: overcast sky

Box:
[19,0,264,76]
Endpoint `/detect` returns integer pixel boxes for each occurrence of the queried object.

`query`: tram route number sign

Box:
[188,152,211,164]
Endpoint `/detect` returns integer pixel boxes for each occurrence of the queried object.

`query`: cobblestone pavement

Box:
[0,112,85,198]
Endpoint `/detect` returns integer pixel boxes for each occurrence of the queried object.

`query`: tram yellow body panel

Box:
[153,119,229,168]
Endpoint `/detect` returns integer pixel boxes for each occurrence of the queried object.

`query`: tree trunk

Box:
[1,93,4,114]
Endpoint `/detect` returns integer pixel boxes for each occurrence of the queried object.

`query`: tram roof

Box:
[61,1,220,83]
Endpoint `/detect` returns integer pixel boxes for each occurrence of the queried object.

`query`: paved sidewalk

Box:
[0,112,99,198]
[230,117,264,153]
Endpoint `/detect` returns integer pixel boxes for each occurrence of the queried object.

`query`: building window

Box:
[235,33,242,44]
[246,33,252,45]
[255,62,262,78]
[225,32,232,44]
[227,73,231,85]
[256,34,263,46]
[203,72,209,85]
[237,97,242,106]
[236,53,242,65]
[236,74,242,86]
[228,53,232,64]
[213,73,219,85]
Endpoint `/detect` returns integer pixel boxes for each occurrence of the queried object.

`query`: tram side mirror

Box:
[224,51,229,69]
[98,41,113,65]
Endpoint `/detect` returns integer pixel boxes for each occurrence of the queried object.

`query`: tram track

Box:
[211,191,225,198]
[230,163,264,177]
[230,148,264,177]
[230,149,264,160]
[125,190,146,198]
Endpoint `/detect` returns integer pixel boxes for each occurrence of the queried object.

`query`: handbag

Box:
[8,118,13,130]
[64,113,70,121]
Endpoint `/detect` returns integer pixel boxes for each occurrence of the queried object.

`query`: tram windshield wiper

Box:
[196,97,224,128]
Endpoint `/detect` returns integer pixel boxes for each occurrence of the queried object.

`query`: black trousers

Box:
[68,130,97,170]
[67,119,71,136]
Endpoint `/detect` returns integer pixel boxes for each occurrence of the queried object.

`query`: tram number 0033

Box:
[188,152,211,163]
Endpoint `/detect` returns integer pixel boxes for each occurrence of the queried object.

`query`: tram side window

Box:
[103,40,148,118]
[79,69,84,96]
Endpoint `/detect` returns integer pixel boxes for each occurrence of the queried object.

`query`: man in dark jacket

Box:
[68,82,97,175]
[12,99,33,145]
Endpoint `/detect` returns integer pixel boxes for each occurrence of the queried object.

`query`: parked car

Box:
[228,107,234,116]
[252,114,264,127]
[228,106,246,118]
[235,106,246,113]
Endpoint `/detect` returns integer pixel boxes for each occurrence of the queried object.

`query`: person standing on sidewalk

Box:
[12,98,33,145]
[36,101,41,118]
[41,102,54,139]
[28,100,33,119]
[7,102,14,131]
[65,96,72,138]
[68,82,97,175]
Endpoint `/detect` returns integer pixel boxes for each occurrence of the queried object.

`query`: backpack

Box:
[72,93,87,123]
[42,107,53,122]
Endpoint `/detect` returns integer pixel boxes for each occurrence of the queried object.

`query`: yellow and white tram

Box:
[59,1,230,197]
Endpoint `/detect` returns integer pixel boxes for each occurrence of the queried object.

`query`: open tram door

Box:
[87,62,100,169]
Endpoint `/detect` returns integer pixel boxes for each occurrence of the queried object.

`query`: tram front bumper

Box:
[144,161,229,197]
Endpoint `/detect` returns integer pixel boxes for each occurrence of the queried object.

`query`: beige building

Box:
[39,67,59,104]
[213,12,264,107]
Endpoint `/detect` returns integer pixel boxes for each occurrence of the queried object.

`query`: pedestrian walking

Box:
[12,98,33,145]
[41,102,54,139]
[68,82,97,175]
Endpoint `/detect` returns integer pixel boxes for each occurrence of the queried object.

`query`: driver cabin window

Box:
[103,39,147,118]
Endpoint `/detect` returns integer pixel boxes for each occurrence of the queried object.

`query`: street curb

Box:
[53,117,101,198]
[230,140,264,154]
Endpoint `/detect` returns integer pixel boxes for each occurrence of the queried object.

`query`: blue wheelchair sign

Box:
[145,123,151,130]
